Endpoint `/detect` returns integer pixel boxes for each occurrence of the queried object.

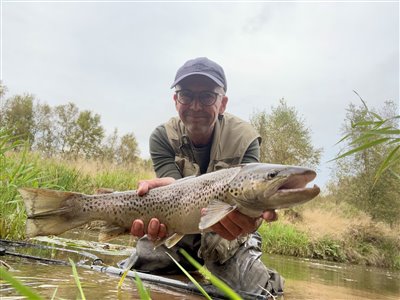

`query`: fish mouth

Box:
[268,169,320,209]
[278,170,317,191]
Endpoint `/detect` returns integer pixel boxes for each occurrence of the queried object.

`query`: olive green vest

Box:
[164,113,260,176]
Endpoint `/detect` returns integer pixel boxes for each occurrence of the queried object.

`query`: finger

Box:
[131,219,145,237]
[262,210,278,222]
[210,222,236,241]
[219,217,243,239]
[137,181,149,196]
[226,210,259,233]
[147,218,160,240]
[158,223,168,239]
[137,177,176,196]
[147,177,176,189]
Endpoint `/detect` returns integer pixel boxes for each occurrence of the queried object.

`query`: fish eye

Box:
[267,171,278,180]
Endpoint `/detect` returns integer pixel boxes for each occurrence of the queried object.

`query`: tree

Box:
[334,96,399,183]
[331,99,400,225]
[101,128,119,163]
[70,110,105,159]
[33,102,55,156]
[0,81,7,100]
[0,94,35,147]
[116,133,140,164]
[53,102,79,155]
[250,98,322,168]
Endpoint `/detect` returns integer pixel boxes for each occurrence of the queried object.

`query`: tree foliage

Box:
[117,133,140,164]
[250,98,322,168]
[70,110,104,159]
[53,102,79,155]
[0,94,35,146]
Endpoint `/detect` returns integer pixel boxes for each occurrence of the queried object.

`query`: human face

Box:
[174,75,228,144]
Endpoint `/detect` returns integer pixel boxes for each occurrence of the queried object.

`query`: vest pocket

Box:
[175,156,200,177]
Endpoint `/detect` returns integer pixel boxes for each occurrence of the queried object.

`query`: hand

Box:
[262,210,278,222]
[136,177,176,196]
[131,218,168,241]
[130,177,175,240]
[208,209,278,241]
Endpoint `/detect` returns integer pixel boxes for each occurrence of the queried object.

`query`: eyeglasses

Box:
[175,89,223,106]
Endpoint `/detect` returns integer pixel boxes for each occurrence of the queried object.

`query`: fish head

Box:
[228,163,320,216]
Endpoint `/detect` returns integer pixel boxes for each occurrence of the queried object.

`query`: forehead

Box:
[177,75,219,91]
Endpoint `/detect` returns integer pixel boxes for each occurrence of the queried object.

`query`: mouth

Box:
[263,170,320,209]
[273,169,320,207]
[186,114,209,120]
[278,170,317,190]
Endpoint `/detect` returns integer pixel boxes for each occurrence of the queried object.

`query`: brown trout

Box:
[19,163,320,248]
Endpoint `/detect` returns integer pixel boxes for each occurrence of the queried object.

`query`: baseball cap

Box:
[171,57,227,91]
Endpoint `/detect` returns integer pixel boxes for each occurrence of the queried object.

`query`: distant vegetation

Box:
[329,98,399,226]
[251,97,399,269]
[0,82,141,164]
[0,128,154,240]
[250,98,322,168]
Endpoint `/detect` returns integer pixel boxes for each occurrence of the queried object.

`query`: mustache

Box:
[183,111,210,118]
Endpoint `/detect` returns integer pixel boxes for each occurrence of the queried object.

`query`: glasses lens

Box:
[199,92,217,106]
[176,90,219,106]
[177,90,193,104]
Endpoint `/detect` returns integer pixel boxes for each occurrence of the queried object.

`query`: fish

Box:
[19,163,320,248]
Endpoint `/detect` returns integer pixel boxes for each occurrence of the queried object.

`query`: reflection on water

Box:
[1,232,399,299]
[1,259,203,299]
[263,254,400,299]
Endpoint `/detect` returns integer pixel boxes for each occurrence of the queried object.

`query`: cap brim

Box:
[170,72,225,89]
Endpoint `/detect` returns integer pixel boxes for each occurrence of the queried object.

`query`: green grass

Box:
[259,221,311,257]
[69,259,86,300]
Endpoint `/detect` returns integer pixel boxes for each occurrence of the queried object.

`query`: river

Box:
[1,231,399,299]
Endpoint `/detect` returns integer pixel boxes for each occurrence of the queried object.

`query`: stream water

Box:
[1,230,399,299]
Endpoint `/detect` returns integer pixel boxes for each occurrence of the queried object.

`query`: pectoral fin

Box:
[153,233,185,249]
[199,200,237,230]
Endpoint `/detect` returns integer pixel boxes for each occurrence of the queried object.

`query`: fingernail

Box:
[150,220,157,230]
[133,221,141,232]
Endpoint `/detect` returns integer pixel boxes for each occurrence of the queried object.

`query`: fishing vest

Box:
[164,113,260,177]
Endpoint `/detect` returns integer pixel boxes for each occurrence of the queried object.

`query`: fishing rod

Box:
[0,239,269,300]
[0,239,102,265]
[81,264,270,300]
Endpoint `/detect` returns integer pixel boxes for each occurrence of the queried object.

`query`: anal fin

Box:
[153,233,185,249]
[99,225,128,242]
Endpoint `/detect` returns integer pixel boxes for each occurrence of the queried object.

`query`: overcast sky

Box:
[1,1,399,190]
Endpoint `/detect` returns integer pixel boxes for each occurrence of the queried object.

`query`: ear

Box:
[219,96,228,114]
[173,93,178,106]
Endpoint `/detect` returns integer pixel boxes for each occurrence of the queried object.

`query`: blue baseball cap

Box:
[171,57,227,92]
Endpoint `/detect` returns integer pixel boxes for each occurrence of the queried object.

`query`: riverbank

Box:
[258,198,400,270]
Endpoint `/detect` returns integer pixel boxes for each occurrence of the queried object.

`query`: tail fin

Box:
[19,188,88,238]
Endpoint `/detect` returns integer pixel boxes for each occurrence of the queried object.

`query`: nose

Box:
[189,97,203,111]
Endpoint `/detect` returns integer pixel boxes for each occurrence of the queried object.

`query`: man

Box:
[123,57,284,296]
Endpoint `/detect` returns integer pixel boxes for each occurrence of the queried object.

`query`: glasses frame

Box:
[175,89,223,106]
